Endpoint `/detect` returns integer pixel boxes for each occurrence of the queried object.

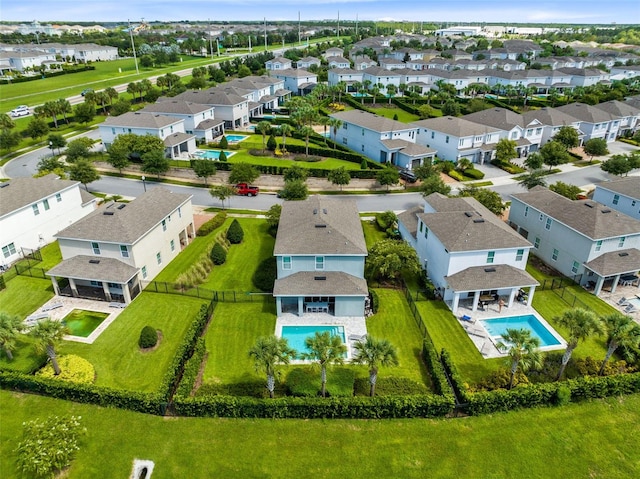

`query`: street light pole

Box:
[49,141,53,157]
[141,175,146,192]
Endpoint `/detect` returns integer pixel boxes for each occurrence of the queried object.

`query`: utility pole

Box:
[355,14,358,38]
[208,18,214,60]
[264,17,267,51]
[337,10,340,40]
[128,19,139,75]
[298,11,301,45]
[248,35,252,52]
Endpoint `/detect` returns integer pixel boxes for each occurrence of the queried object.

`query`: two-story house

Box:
[47,188,195,304]
[509,186,640,296]
[555,103,617,143]
[327,56,351,69]
[170,88,250,129]
[269,68,318,96]
[139,101,224,143]
[273,196,368,317]
[398,193,538,314]
[296,56,321,69]
[0,175,97,267]
[592,177,640,221]
[265,56,292,71]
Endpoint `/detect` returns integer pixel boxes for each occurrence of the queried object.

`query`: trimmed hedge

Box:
[210,242,227,265]
[463,168,485,180]
[174,337,206,398]
[369,289,379,314]
[139,326,158,349]
[422,341,453,398]
[447,170,466,181]
[196,212,227,236]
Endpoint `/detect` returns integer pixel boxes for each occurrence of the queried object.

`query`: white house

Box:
[593,177,640,221]
[509,186,640,296]
[327,56,351,69]
[327,68,363,89]
[169,88,250,129]
[296,56,321,69]
[555,103,618,143]
[140,101,224,143]
[398,193,538,314]
[269,68,318,95]
[265,56,292,71]
[0,175,97,267]
[323,47,344,59]
[8,51,56,72]
[47,188,195,304]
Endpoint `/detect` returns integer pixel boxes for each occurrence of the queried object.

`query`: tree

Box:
[0,112,15,132]
[441,99,461,116]
[69,159,100,191]
[600,154,635,176]
[413,160,437,180]
[229,162,259,184]
[420,175,451,197]
[496,328,542,390]
[278,179,308,200]
[192,159,217,185]
[110,99,131,116]
[582,138,609,163]
[495,138,518,164]
[237,64,252,77]
[266,133,277,151]
[458,186,505,216]
[518,170,547,190]
[366,239,421,282]
[0,130,21,151]
[141,150,170,179]
[0,312,24,360]
[555,308,603,381]
[226,218,244,244]
[299,126,315,156]
[26,117,49,140]
[56,98,72,125]
[278,124,293,153]
[255,120,272,153]
[352,336,399,397]
[327,167,351,190]
[385,84,397,103]
[456,158,473,172]
[376,167,400,191]
[127,81,142,102]
[105,86,119,105]
[74,102,95,124]
[65,137,94,162]
[301,331,347,398]
[40,100,61,129]
[553,126,580,150]
[549,181,582,200]
[524,152,543,170]
[283,164,308,182]
[599,313,640,375]
[47,133,66,155]
[31,319,69,375]
[540,140,571,170]
[210,242,227,265]
[209,185,236,209]
[249,335,297,398]
[266,203,282,235]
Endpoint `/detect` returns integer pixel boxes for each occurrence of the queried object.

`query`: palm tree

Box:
[497,328,542,389]
[328,117,342,147]
[386,84,397,104]
[278,123,292,153]
[0,312,24,361]
[299,125,314,156]
[249,335,296,398]
[41,101,60,129]
[255,121,272,153]
[555,308,603,381]
[56,99,72,124]
[127,82,141,103]
[105,86,119,105]
[352,336,399,396]
[301,331,347,397]
[599,313,640,375]
[31,319,69,375]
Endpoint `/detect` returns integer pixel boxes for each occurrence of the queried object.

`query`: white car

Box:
[10,105,29,117]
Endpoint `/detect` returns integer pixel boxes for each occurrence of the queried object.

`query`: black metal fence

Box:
[144,281,273,303]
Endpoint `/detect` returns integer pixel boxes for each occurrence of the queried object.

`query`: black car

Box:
[399,169,417,183]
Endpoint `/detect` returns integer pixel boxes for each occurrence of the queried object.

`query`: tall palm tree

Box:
[301,331,347,397]
[56,99,72,125]
[352,336,399,396]
[0,312,24,361]
[31,319,69,375]
[278,123,292,153]
[105,86,119,105]
[497,328,542,389]
[599,313,640,375]
[249,335,296,398]
[298,125,315,157]
[386,84,397,104]
[555,308,603,381]
[328,117,342,147]
[40,101,60,129]
[255,121,272,153]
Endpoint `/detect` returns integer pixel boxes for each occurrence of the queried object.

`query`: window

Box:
[162,219,167,231]
[283,256,291,270]
[43,199,50,211]
[459,139,464,147]
[536,128,542,135]
[108,282,122,289]
[516,249,524,261]
[362,128,365,136]
[431,131,435,139]
[361,145,365,152]
[595,240,603,251]
[178,207,182,218]
[539,213,544,221]
[487,251,495,264]
[32,204,40,216]
[90,280,100,287]
[419,222,423,233]
[2,242,16,258]
[120,245,129,258]
[545,218,552,230]
[55,193,62,202]
[156,252,162,265]
[534,237,540,249]
[524,206,529,217]
[445,136,449,144]
[571,261,579,274]
[424,227,428,239]
[170,239,175,251]
[342,137,347,145]
[92,242,100,255]
[111,128,116,135]
[315,256,324,270]
[141,266,147,279]
[552,248,559,261]
[618,237,625,247]
[613,194,620,205]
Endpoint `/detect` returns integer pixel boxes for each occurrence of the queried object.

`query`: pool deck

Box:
[275,313,367,362]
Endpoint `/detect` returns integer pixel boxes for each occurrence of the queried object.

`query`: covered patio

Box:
[583,248,640,296]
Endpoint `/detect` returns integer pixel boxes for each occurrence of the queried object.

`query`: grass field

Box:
[2,390,639,478]
[368,105,421,123]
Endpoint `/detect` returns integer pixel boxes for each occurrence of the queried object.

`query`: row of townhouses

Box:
[0,42,118,73]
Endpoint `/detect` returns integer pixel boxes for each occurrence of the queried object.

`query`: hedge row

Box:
[196,212,227,236]
[174,337,206,398]
[196,160,382,180]
[284,143,382,168]
[173,394,453,419]
[0,65,95,84]
[422,341,453,398]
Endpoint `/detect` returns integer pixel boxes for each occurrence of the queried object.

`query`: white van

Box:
[10,105,29,117]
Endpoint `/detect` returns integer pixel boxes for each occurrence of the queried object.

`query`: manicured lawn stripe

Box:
[368,105,421,122]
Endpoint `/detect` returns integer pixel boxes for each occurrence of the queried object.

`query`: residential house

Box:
[521,107,583,146]
[0,175,97,267]
[273,196,368,317]
[555,103,618,143]
[509,187,640,296]
[265,56,292,71]
[592,100,640,138]
[169,88,250,129]
[351,55,377,71]
[557,67,610,87]
[323,47,344,59]
[362,66,403,89]
[327,56,351,69]
[269,68,318,96]
[392,48,424,61]
[327,68,363,90]
[8,51,56,72]
[296,56,321,69]
[139,101,224,143]
[378,58,406,70]
[592,177,640,221]
[398,193,538,314]
[610,65,640,82]
[47,188,195,304]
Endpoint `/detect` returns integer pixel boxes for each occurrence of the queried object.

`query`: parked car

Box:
[81,89,94,96]
[399,169,417,183]
[9,105,29,117]
[235,183,259,196]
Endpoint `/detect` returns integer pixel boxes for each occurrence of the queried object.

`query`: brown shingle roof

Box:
[595,177,640,200]
[445,264,539,292]
[273,271,368,296]
[584,248,640,277]
[397,206,422,240]
[330,110,416,133]
[46,255,139,283]
[413,116,501,137]
[0,174,85,217]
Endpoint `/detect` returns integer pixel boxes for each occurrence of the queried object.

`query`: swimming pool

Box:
[193,150,235,160]
[281,325,346,357]
[480,315,563,348]
[224,134,248,142]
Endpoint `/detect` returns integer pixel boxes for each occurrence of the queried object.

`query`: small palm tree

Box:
[328,118,342,147]
[255,121,272,153]
[249,335,296,398]
[599,313,640,375]
[352,336,399,397]
[298,126,315,157]
[31,319,69,375]
[301,331,347,397]
[0,312,25,361]
[496,328,542,389]
[555,308,603,381]
[278,123,292,153]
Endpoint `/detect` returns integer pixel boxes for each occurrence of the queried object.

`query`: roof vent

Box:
[618,252,629,257]
[314,276,327,281]
[315,224,327,228]
[323,208,328,214]
[103,211,114,215]
[464,211,474,217]
[313,209,317,214]
[601,209,611,213]
[484,267,496,273]
[0,183,9,188]
[89,259,100,264]
[473,218,485,223]
[585,203,594,208]
[117,204,126,210]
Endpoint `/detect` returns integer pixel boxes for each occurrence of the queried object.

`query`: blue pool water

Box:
[480,315,561,347]
[224,134,248,142]
[193,150,235,160]
[281,325,346,356]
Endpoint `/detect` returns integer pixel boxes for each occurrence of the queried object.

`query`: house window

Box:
[2,242,16,258]
[90,281,100,287]
[445,136,449,144]
[120,245,129,258]
[170,239,175,251]
[539,214,544,221]
[55,193,62,202]
[571,261,579,274]
[178,207,182,218]
[459,139,464,147]
[283,256,291,270]
[32,204,40,216]
[362,128,365,136]
[612,194,620,205]
[431,131,435,139]
[92,242,100,255]
[487,251,495,264]
[111,128,116,135]
[162,219,167,231]
[315,256,324,270]
[141,266,147,279]
[361,145,365,152]
[536,128,542,135]
[595,240,602,252]
[545,218,552,230]
[618,237,625,248]
[342,137,347,145]
[108,282,122,289]
[524,206,529,217]
[43,199,50,211]
[516,249,524,261]
[552,248,559,261]
[534,237,540,249]
[156,252,162,265]
[419,222,423,233]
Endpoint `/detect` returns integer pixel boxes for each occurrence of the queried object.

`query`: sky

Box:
[1,0,639,24]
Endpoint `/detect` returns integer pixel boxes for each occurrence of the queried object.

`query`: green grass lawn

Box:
[0,334,45,374]
[368,105,421,123]
[225,149,364,170]
[0,276,54,319]
[2,389,639,478]
[60,293,207,392]
[362,220,386,250]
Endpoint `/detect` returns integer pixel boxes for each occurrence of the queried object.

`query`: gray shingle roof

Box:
[0,174,85,218]
[511,186,640,240]
[379,139,436,156]
[330,110,416,133]
[463,108,524,130]
[163,132,195,147]
[592,100,640,118]
[555,102,615,123]
[397,205,422,240]
[413,116,501,137]
[584,248,640,277]
[101,111,180,129]
[445,264,539,292]
[54,187,191,244]
[140,101,212,115]
[273,271,368,296]
[521,107,581,127]
[195,118,224,130]
[274,196,367,256]
[169,89,247,106]
[46,255,139,283]
[595,177,640,200]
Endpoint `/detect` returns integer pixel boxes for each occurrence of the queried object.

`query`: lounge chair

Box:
[623,304,637,314]
[348,334,366,341]
[460,315,474,323]
[617,297,628,306]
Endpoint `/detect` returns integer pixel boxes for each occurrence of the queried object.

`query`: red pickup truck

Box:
[235,183,259,196]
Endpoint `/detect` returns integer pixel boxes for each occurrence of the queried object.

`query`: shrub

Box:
[36,355,95,384]
[196,212,227,236]
[354,376,429,396]
[210,242,227,265]
[555,385,571,406]
[218,150,228,162]
[219,136,228,149]
[369,289,380,314]
[463,168,485,180]
[360,159,368,170]
[139,326,158,349]
[267,134,277,151]
[278,179,308,200]
[287,367,355,397]
[252,256,277,292]
[175,337,206,398]
[226,219,244,244]
[447,170,465,181]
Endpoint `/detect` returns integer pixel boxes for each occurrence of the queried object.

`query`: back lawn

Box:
[368,105,420,123]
